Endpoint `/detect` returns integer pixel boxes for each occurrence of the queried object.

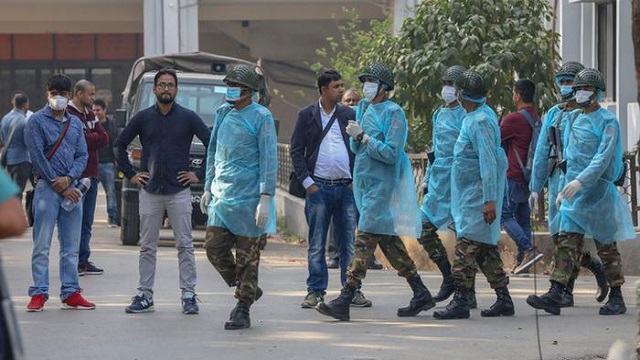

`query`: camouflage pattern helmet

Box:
[441,65,467,83]
[556,61,585,78]
[455,69,487,99]
[223,64,262,91]
[572,68,606,91]
[358,63,394,90]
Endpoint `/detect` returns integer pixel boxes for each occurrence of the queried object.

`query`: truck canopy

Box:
[121,51,270,107]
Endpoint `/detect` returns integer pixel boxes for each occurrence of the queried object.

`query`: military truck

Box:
[114,52,271,246]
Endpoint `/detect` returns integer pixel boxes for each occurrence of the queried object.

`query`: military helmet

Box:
[455,70,487,99]
[556,61,585,78]
[358,63,394,91]
[441,65,467,83]
[572,68,606,91]
[223,64,262,91]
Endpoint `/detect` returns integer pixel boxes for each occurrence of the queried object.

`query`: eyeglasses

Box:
[156,83,176,90]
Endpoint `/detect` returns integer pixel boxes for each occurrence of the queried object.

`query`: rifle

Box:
[547,125,565,177]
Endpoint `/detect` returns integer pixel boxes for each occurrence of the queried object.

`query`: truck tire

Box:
[120,178,140,246]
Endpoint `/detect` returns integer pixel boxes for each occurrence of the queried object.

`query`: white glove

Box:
[420,182,428,195]
[559,179,582,200]
[200,191,211,214]
[528,192,539,212]
[346,120,365,141]
[556,179,582,208]
[255,195,271,228]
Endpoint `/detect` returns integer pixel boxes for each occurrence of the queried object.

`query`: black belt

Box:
[312,176,352,186]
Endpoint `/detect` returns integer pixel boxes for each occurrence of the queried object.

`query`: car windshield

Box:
[138,80,227,127]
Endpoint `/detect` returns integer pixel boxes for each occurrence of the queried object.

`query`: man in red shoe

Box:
[24,74,96,311]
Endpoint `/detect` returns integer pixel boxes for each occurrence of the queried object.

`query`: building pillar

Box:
[617,0,638,149]
[143,0,198,56]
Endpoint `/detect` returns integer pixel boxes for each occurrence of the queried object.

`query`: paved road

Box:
[0,194,637,360]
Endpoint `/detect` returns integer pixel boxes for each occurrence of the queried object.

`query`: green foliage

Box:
[313,1,560,152]
[310,9,395,90]
[396,0,560,151]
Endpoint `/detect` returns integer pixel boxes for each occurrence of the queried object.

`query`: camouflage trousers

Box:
[417,218,449,264]
[345,231,418,288]
[551,233,593,280]
[451,238,508,290]
[204,226,261,305]
[551,232,624,287]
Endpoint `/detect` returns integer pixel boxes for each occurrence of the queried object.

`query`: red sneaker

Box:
[61,291,96,310]
[27,294,47,312]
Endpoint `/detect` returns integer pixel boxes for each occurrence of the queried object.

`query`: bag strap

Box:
[46,118,71,161]
[309,106,340,158]
[516,109,537,129]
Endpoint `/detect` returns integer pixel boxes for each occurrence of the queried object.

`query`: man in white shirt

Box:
[290,70,370,309]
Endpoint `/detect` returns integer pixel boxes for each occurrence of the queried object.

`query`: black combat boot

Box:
[468,288,477,309]
[560,278,575,308]
[481,287,515,317]
[432,258,455,302]
[224,301,251,330]
[316,284,356,321]
[585,257,609,303]
[433,286,470,319]
[397,274,436,317]
[599,286,626,315]
[526,281,564,315]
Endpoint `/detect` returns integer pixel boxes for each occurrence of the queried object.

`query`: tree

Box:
[314,1,559,152]
[395,0,560,151]
[311,9,394,90]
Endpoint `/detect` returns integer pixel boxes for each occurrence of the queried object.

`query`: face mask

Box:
[48,95,68,111]
[559,86,573,98]
[225,87,242,102]
[574,90,594,107]
[349,105,358,111]
[362,82,379,101]
[441,86,457,104]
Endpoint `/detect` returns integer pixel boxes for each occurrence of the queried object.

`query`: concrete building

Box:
[0,0,389,141]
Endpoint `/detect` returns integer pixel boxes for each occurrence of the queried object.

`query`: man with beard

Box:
[115,68,211,315]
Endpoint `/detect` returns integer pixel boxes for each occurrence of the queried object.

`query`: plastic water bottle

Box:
[61,178,91,212]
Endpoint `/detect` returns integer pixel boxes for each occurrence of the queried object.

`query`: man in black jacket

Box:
[290,70,370,309]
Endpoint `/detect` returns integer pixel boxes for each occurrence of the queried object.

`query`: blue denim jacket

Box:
[25,106,88,184]
[0,109,31,165]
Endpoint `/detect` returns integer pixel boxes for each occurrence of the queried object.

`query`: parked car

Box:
[114,52,271,246]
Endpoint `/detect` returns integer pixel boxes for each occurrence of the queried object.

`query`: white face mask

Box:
[48,95,68,111]
[362,82,379,101]
[441,85,457,104]
[574,90,594,106]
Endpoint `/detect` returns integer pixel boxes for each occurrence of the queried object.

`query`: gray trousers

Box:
[137,188,196,299]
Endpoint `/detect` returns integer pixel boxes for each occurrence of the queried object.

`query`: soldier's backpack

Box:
[514,109,542,183]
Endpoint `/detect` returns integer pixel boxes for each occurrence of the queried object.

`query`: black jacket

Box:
[289,102,355,183]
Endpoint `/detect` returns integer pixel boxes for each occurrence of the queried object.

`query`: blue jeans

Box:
[29,181,83,300]
[79,178,99,266]
[304,182,357,293]
[98,162,118,224]
[500,179,532,260]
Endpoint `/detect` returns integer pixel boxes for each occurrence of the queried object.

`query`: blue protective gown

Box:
[204,102,277,237]
[529,103,575,234]
[351,99,421,238]
[451,104,508,245]
[558,107,635,243]
[421,105,466,229]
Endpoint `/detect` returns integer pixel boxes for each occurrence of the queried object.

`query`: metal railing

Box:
[277,143,428,197]
[278,143,639,227]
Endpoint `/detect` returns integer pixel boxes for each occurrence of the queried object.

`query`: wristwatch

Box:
[356,132,364,142]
